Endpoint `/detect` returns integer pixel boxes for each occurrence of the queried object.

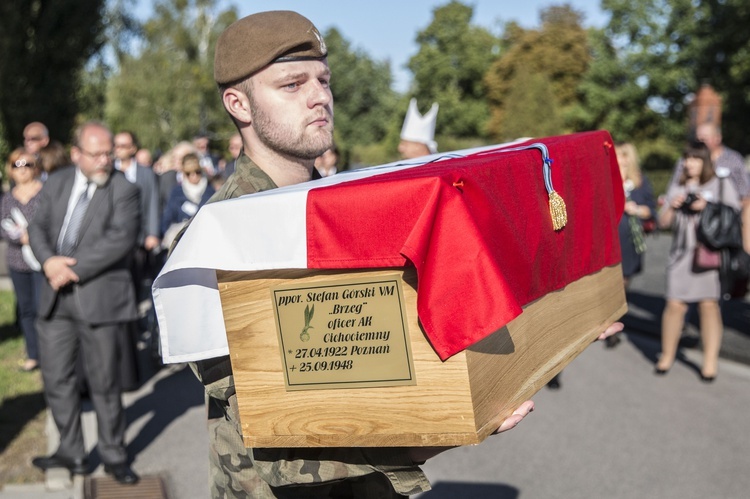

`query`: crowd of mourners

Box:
[612,123,749,384]
[1,117,746,488]
[2,121,238,377]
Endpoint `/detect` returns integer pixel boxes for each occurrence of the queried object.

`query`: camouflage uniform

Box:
[189,154,431,498]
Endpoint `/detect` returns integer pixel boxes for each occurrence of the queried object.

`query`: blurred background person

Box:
[656,142,740,382]
[152,149,171,175]
[398,98,438,160]
[22,121,50,155]
[192,133,220,179]
[314,142,339,177]
[609,142,656,348]
[135,148,153,169]
[670,124,750,252]
[221,132,243,179]
[158,141,197,213]
[113,131,161,389]
[161,153,214,251]
[38,141,71,181]
[114,131,160,255]
[1,148,44,372]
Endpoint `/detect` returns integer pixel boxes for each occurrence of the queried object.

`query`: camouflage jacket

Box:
[189,154,430,497]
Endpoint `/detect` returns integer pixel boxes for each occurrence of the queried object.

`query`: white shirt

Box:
[114,158,138,183]
[57,168,97,251]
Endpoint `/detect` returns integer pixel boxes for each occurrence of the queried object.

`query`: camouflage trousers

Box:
[196,359,428,498]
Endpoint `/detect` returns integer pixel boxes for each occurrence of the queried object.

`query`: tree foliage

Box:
[323,28,399,166]
[594,0,750,154]
[484,5,590,141]
[105,0,237,152]
[567,27,661,143]
[0,0,106,148]
[408,1,499,138]
[501,69,565,141]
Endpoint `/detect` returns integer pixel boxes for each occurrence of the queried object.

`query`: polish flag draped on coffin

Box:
[153,130,624,364]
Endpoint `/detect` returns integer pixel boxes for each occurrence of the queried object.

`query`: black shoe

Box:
[654,367,669,376]
[32,454,88,475]
[547,375,561,390]
[700,373,716,383]
[104,463,139,485]
[605,334,621,349]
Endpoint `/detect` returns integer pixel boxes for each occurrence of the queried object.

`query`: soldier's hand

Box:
[596,322,624,341]
[406,400,535,463]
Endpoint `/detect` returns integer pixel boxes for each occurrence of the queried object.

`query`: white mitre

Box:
[400,98,439,154]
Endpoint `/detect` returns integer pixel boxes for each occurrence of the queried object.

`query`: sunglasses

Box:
[13,159,36,168]
[184,170,202,177]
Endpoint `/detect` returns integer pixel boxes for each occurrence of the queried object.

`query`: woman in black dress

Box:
[609,142,656,347]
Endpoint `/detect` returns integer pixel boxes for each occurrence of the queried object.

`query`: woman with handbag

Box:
[656,142,740,382]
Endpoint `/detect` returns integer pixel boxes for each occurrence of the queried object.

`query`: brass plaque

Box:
[271,273,416,390]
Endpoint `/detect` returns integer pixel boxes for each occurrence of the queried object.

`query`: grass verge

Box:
[0,290,46,485]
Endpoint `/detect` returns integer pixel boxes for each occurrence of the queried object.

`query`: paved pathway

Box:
[2,233,749,498]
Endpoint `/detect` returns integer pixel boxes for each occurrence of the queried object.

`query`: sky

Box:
[136,0,609,93]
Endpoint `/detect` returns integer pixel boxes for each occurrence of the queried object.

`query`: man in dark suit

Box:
[28,121,141,485]
[113,130,162,389]
[114,131,160,254]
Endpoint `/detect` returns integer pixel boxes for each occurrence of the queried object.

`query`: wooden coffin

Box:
[218,263,626,448]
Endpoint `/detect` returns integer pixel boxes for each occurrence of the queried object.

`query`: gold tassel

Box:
[548,190,568,231]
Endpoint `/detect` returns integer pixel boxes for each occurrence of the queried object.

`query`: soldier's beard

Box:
[249,95,333,160]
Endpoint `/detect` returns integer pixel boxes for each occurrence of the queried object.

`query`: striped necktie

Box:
[59,183,91,256]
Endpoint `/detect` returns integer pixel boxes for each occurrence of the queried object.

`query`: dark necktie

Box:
[59,183,91,256]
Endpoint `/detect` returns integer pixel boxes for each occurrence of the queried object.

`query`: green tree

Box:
[595,0,750,154]
[76,0,142,124]
[568,27,660,141]
[407,1,499,139]
[501,69,564,140]
[680,0,750,153]
[0,0,106,147]
[105,0,237,152]
[323,28,399,167]
[597,0,698,147]
[485,4,591,141]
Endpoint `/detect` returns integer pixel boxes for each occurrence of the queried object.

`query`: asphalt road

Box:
[3,232,749,498]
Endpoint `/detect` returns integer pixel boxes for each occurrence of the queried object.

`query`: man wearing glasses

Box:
[113,132,161,378]
[28,121,141,485]
[22,121,50,155]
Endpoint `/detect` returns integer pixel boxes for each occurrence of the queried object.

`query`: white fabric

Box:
[154,143,518,363]
[182,176,208,204]
[1,208,41,271]
[400,98,439,153]
[114,159,138,183]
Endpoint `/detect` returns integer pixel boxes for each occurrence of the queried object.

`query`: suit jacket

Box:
[158,169,179,216]
[28,166,141,324]
[223,158,237,179]
[133,164,160,245]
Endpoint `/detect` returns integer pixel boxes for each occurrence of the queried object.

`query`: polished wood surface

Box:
[218,265,626,447]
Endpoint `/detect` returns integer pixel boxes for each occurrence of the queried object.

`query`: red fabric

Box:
[306,131,624,360]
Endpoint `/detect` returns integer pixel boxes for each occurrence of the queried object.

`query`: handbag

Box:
[697,178,742,250]
[693,242,721,271]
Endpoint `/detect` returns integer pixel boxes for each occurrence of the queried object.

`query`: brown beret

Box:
[214,11,328,85]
